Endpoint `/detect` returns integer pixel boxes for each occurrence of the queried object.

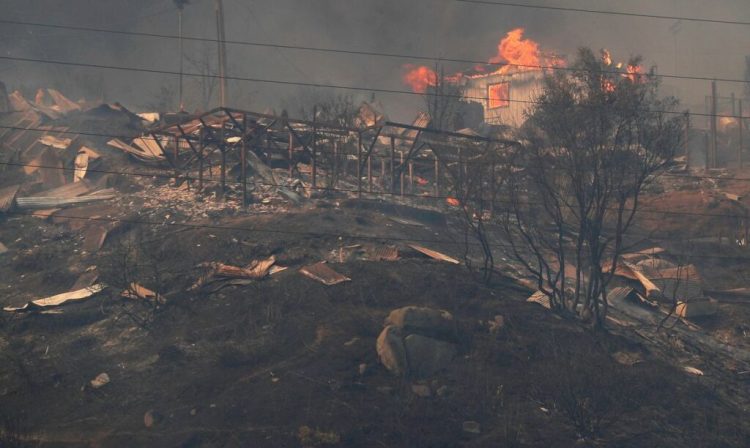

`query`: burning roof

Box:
[401,28,564,93]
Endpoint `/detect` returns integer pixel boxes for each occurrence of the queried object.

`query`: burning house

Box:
[456,66,546,127]
[402,28,563,128]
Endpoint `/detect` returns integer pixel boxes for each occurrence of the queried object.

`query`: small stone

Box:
[489,315,505,333]
[343,337,360,347]
[462,421,481,434]
[190,408,197,416]
[144,410,162,428]
[358,363,367,375]
[436,385,449,397]
[411,384,432,398]
[90,372,110,389]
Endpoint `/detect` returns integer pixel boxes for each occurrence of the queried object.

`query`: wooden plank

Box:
[70,269,99,291]
[81,224,111,253]
[38,135,72,150]
[408,244,460,264]
[73,152,89,182]
[299,262,351,286]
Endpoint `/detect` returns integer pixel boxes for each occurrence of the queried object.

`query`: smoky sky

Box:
[0,0,748,121]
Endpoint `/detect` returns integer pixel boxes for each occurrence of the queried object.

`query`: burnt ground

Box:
[1,200,750,447]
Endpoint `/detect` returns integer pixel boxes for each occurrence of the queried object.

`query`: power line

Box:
[2,209,748,262]
[0,18,747,86]
[0,54,738,119]
[451,0,750,27]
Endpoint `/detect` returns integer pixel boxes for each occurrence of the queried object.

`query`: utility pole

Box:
[214,0,228,108]
[174,0,190,111]
[710,80,718,169]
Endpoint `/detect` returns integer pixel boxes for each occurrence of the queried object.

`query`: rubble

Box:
[299,262,351,286]
[121,283,165,304]
[407,243,460,264]
[3,284,106,312]
[90,372,110,389]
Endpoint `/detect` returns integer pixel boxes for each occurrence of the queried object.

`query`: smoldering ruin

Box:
[1,1,750,447]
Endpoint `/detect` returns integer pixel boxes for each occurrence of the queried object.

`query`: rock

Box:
[462,421,481,435]
[90,372,110,389]
[411,384,432,397]
[436,385,449,397]
[144,410,163,428]
[343,337,360,347]
[404,334,457,378]
[376,325,407,376]
[488,315,505,333]
[385,306,455,339]
[358,363,368,375]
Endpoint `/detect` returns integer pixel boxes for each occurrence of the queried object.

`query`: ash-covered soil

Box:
[1,201,749,447]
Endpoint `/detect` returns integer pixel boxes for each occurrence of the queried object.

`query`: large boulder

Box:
[404,334,457,378]
[377,306,459,378]
[376,325,408,376]
[384,306,456,340]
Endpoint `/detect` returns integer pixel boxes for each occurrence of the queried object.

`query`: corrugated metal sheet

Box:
[15,189,116,210]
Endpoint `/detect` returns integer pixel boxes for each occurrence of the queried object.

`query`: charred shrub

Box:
[0,410,29,448]
[535,333,640,439]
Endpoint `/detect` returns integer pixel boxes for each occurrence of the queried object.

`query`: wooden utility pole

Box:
[214,0,228,107]
[710,80,718,168]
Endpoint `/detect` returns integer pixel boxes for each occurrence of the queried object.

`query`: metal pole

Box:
[173,136,179,183]
[400,151,404,196]
[312,106,317,189]
[198,128,204,190]
[357,132,362,198]
[389,136,395,194]
[685,112,690,169]
[333,140,339,188]
[434,153,439,196]
[367,152,372,193]
[288,130,293,178]
[380,156,385,189]
[408,161,414,192]
[241,114,248,205]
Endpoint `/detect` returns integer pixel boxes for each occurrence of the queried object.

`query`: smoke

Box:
[0,0,748,120]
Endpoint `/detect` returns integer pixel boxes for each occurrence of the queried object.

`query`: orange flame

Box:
[400,28,562,92]
[402,64,438,93]
[489,28,541,74]
[624,64,644,83]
